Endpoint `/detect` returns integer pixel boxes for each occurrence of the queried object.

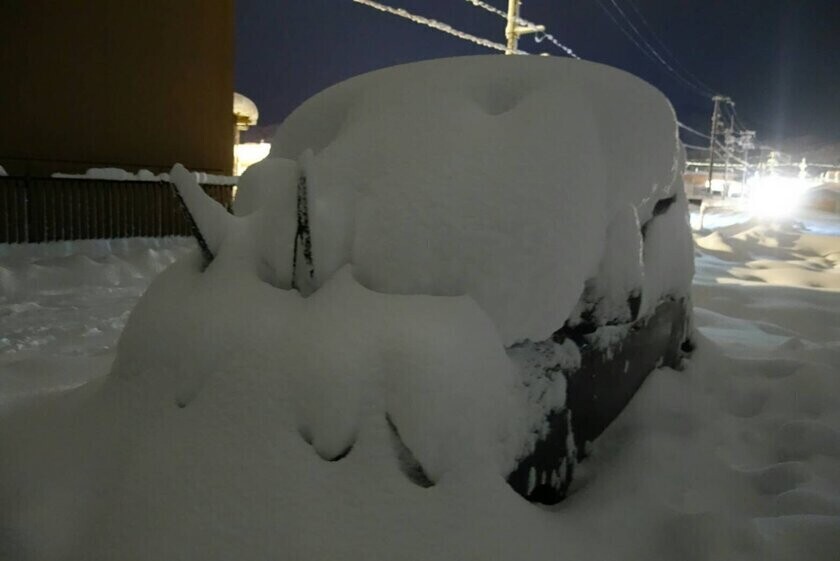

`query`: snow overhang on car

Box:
[166,55,694,505]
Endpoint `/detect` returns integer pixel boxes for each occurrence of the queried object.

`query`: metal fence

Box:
[0,176,234,244]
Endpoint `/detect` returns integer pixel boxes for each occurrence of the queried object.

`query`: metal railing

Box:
[0,176,234,244]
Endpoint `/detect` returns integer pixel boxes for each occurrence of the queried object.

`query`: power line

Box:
[721,101,742,133]
[726,103,749,133]
[678,122,711,140]
[607,0,715,97]
[713,141,748,166]
[595,0,761,156]
[622,0,716,95]
[595,0,713,98]
[466,0,518,21]
[533,31,581,59]
[357,0,764,159]
[464,0,580,58]
[353,0,526,54]
[594,2,664,71]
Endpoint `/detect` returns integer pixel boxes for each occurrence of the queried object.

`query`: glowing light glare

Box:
[746,175,813,218]
[707,178,744,196]
[234,142,271,176]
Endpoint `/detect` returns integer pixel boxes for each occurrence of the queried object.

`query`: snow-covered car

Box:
[0,56,694,559]
[172,55,694,503]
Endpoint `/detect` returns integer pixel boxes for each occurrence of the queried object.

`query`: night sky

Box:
[235,0,839,146]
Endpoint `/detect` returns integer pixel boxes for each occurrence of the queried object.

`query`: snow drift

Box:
[0,56,695,560]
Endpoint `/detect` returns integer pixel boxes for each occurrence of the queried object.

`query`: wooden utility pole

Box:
[505,0,520,54]
[707,95,730,193]
[723,110,735,196]
[505,0,544,54]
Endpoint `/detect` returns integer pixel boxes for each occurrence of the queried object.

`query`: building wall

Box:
[0,0,234,176]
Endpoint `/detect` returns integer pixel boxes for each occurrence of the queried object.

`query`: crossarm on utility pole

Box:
[505,0,543,54]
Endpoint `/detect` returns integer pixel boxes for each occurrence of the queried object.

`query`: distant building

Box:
[233,92,260,145]
[233,92,271,175]
[0,0,235,177]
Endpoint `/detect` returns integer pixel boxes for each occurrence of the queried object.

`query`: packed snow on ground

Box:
[1,56,839,560]
[52,167,237,185]
[0,239,194,410]
[1,214,838,561]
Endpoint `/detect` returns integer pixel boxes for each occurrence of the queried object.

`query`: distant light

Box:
[706,178,744,197]
[234,142,271,176]
[746,175,813,218]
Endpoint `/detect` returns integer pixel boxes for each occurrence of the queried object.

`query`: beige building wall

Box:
[0,0,234,176]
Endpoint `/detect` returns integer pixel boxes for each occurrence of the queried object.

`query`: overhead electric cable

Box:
[358,0,760,154]
[606,0,715,97]
[678,122,711,140]
[464,0,580,58]
[595,0,713,98]
[721,102,742,133]
[623,0,717,95]
[727,103,749,133]
[466,0,517,21]
[353,0,526,54]
[533,30,581,59]
[713,142,748,166]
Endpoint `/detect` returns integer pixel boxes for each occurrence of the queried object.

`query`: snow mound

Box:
[1,57,698,560]
[235,55,686,345]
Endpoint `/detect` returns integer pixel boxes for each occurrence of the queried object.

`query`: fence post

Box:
[2,176,236,243]
[1,179,8,243]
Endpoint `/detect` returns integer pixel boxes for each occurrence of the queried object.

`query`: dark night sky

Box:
[235,0,839,146]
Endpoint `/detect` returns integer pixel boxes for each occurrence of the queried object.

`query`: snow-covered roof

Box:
[233,92,259,125]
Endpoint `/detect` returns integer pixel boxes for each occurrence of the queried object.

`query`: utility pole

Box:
[739,130,755,185]
[706,95,730,194]
[723,109,735,197]
[505,0,544,54]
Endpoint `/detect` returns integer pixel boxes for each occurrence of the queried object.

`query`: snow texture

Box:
[507,338,578,439]
[641,193,696,315]
[2,210,839,560]
[53,167,237,184]
[569,203,646,326]
[237,55,687,345]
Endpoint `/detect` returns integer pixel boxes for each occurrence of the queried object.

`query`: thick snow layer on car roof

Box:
[235,55,685,345]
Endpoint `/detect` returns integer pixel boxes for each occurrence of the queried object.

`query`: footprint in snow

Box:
[773,489,840,516]
[774,420,840,461]
[742,461,810,496]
